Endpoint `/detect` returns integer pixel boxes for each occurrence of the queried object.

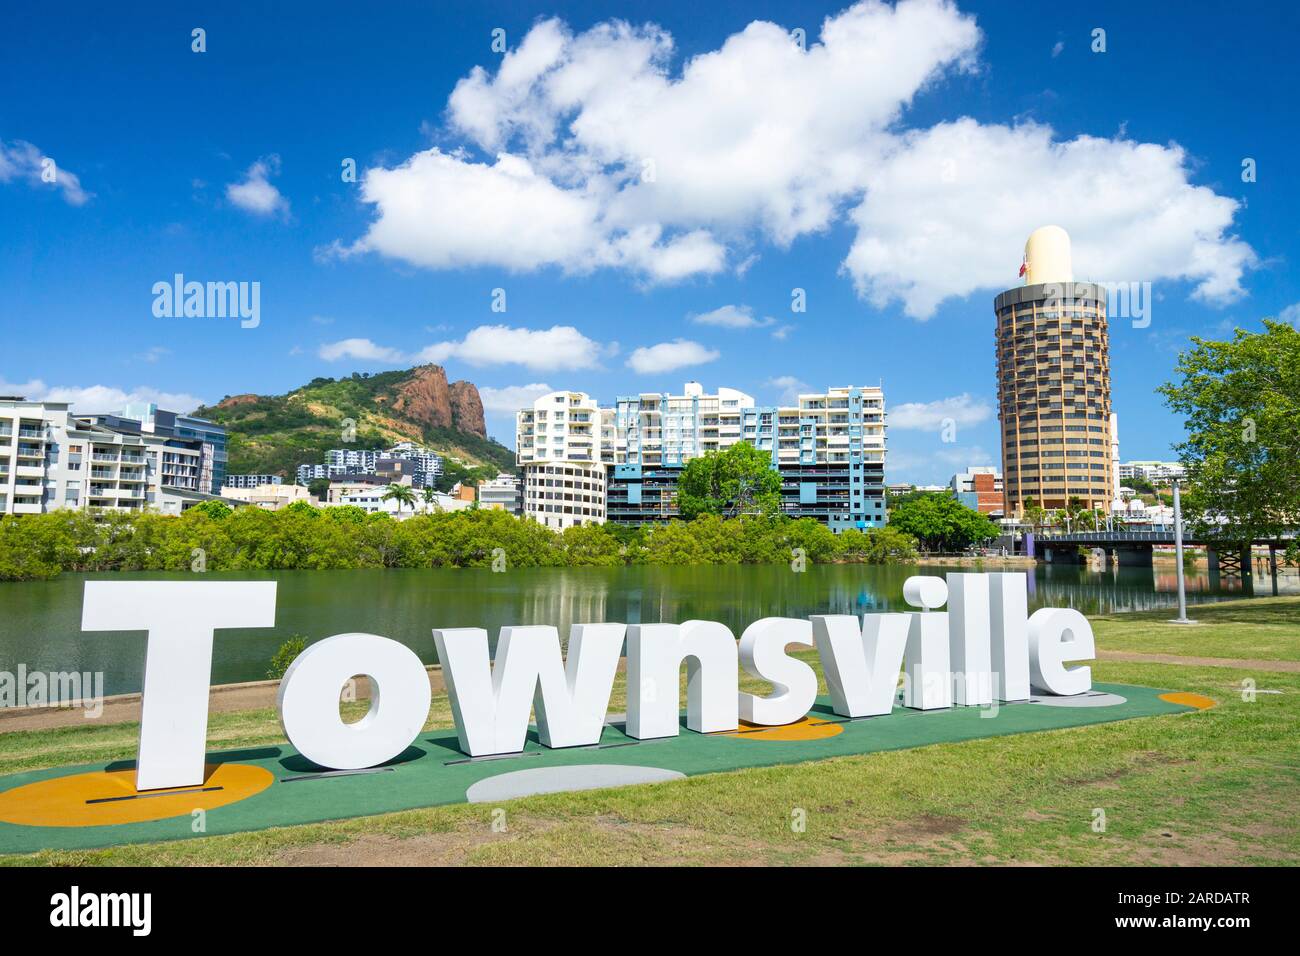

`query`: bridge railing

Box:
[1036,530,1176,543]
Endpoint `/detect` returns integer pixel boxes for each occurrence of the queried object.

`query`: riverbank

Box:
[1,595,1295,865]
[912,555,1036,568]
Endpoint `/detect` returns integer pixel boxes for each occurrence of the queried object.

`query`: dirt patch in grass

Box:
[267,820,557,867]
[1097,650,1300,672]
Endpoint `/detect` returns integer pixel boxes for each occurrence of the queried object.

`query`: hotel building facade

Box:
[516,390,608,529]
[515,382,887,531]
[0,398,223,515]
[995,226,1115,517]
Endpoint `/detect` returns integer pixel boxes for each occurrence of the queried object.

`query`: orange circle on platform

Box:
[0,763,273,827]
[1159,692,1218,711]
[719,716,845,742]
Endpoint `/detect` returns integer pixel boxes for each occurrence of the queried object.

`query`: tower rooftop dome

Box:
[1024,225,1073,285]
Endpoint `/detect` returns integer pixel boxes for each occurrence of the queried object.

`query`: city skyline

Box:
[4,0,1297,485]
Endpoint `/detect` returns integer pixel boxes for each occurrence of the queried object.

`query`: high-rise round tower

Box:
[995,227,1114,517]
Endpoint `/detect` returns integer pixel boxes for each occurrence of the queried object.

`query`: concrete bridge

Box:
[1029,528,1296,593]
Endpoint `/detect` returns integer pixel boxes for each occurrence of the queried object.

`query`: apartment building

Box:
[325,477,469,517]
[1117,460,1186,485]
[516,390,608,529]
[996,226,1114,517]
[514,383,888,531]
[0,398,215,515]
[224,474,282,489]
[221,482,312,510]
[605,382,753,523]
[950,466,1004,516]
[119,402,228,494]
[604,383,887,530]
[300,443,445,487]
[767,385,887,530]
[478,472,522,514]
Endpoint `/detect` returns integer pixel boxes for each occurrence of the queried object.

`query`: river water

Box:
[0,562,1277,698]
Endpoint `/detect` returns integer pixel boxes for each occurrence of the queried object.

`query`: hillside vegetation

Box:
[195,368,515,478]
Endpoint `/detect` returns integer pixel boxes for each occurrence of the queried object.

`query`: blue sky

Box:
[3,0,1296,483]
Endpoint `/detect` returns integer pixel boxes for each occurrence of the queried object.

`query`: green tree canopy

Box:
[1158,319,1300,541]
[677,442,782,519]
[888,494,1001,552]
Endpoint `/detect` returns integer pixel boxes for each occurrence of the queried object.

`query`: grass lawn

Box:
[1,597,1296,866]
[1090,595,1300,661]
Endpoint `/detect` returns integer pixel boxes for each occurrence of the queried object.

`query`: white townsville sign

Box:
[81,572,1095,791]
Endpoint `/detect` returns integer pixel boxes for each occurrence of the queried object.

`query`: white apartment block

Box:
[224,474,282,488]
[0,399,211,515]
[516,390,608,528]
[221,482,312,510]
[478,472,522,513]
[302,444,444,486]
[1117,460,1186,484]
[612,381,754,466]
[515,383,889,530]
[324,479,469,517]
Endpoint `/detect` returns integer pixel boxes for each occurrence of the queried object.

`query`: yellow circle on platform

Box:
[0,763,273,828]
[719,715,845,742]
[1159,691,1218,710]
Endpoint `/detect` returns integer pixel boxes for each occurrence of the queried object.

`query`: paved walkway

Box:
[0,668,447,733]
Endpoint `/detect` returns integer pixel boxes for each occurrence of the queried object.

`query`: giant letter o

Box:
[277,633,432,770]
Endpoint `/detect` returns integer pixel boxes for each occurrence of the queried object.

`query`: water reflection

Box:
[1,562,1293,697]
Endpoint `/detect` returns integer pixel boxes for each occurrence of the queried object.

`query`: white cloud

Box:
[226,155,289,217]
[771,324,795,340]
[1051,40,1064,57]
[690,304,775,329]
[336,0,980,283]
[331,0,1255,312]
[0,139,91,205]
[318,338,406,363]
[416,325,605,371]
[0,378,204,414]
[137,346,171,364]
[889,393,992,430]
[768,375,810,403]
[320,325,606,372]
[843,120,1257,318]
[479,383,555,413]
[1279,302,1300,328]
[626,339,720,374]
[886,443,993,484]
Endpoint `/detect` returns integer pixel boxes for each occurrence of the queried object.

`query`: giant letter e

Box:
[82,581,277,791]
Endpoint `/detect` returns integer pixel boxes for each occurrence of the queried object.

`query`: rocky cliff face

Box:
[391,365,486,437]
[448,380,486,438]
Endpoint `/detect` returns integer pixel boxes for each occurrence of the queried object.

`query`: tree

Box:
[420,486,440,512]
[1158,320,1300,541]
[1023,500,1048,532]
[381,483,416,514]
[888,495,1001,552]
[677,443,782,519]
[307,478,331,500]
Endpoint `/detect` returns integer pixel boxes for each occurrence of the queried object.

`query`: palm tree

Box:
[1024,502,1047,533]
[420,486,441,513]
[381,483,416,514]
